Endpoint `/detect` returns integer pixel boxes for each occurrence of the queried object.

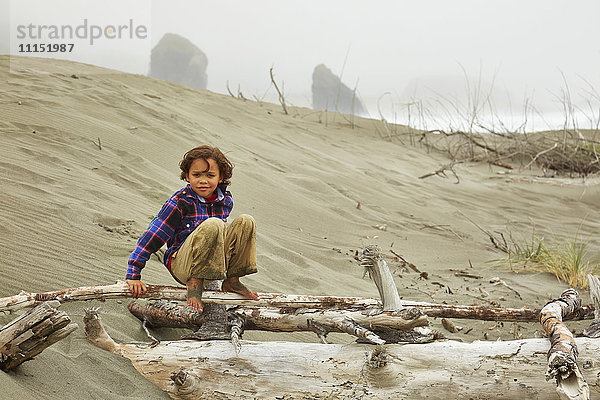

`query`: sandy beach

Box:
[1,55,599,399]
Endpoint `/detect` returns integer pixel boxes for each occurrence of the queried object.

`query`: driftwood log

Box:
[540,289,590,400]
[84,309,600,399]
[128,300,430,344]
[0,300,77,371]
[1,282,595,322]
[128,300,204,330]
[0,282,380,313]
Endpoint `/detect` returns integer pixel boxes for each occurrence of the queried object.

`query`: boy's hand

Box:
[126,279,147,298]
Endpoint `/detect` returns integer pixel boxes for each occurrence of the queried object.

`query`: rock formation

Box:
[312,64,365,116]
[149,33,208,90]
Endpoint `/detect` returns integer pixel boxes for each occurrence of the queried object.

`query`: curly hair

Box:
[179,145,234,185]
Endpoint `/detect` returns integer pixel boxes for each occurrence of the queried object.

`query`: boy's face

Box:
[186,158,222,198]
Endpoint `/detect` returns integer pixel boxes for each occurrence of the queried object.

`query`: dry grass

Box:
[413,128,600,177]
[497,230,599,289]
[536,239,599,289]
[382,73,600,177]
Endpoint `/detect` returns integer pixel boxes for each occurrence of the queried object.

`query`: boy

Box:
[126,145,259,312]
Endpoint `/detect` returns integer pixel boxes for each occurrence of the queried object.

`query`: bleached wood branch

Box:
[229,313,245,356]
[522,142,559,171]
[587,274,600,320]
[83,307,122,354]
[307,319,329,344]
[583,274,600,338]
[2,282,595,322]
[360,245,402,311]
[238,306,428,333]
[0,282,380,313]
[331,317,385,345]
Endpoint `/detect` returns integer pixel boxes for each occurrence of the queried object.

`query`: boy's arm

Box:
[126,198,183,282]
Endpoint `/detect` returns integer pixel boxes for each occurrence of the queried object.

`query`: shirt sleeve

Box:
[126,197,183,280]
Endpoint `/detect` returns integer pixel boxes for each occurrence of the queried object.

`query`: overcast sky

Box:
[2,0,599,126]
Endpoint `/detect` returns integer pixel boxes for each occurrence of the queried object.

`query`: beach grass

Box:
[504,228,548,271]
[499,230,599,289]
[537,238,599,289]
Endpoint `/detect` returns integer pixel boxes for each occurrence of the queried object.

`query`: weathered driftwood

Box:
[229,313,245,356]
[1,282,596,321]
[83,307,122,354]
[331,317,385,345]
[0,282,381,313]
[360,245,402,311]
[407,301,557,321]
[540,289,589,400]
[128,301,428,341]
[127,301,204,330]
[0,300,78,371]
[588,275,600,320]
[235,306,428,334]
[84,312,600,399]
[583,274,600,338]
[142,320,160,346]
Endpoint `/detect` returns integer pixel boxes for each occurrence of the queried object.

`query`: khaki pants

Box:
[170,214,258,284]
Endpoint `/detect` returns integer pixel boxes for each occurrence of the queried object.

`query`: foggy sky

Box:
[1,0,599,122]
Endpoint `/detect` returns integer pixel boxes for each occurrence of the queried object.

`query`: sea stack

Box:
[311,64,365,116]
[149,33,208,90]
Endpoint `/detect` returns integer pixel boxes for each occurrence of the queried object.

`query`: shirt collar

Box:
[184,184,227,203]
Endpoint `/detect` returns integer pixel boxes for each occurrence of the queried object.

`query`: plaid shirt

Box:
[126,183,233,280]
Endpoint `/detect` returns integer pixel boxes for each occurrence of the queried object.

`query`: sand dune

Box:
[1,55,599,399]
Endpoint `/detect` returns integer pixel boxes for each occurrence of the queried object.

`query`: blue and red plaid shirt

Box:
[126,183,233,280]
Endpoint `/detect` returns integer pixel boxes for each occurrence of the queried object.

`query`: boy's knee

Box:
[234,214,255,229]
[203,217,226,227]
[238,214,255,223]
[198,217,225,235]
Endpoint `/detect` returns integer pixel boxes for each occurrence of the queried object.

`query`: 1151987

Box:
[18,43,74,53]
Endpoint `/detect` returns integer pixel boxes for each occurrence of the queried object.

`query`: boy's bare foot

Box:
[186,277,204,312]
[222,277,259,300]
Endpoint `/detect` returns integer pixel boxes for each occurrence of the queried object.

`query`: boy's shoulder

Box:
[172,186,192,199]
[164,186,194,207]
[164,187,195,216]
